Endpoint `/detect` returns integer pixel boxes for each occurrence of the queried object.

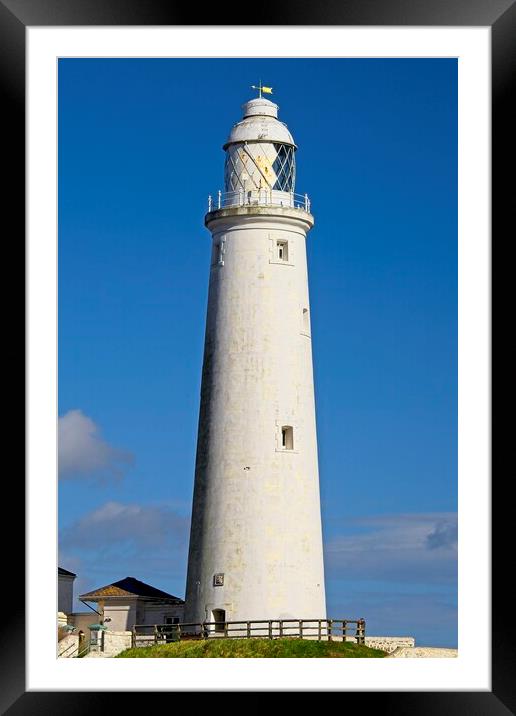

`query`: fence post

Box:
[279,620,283,638]
[358,618,365,645]
[299,620,303,640]
[154,625,158,645]
[132,625,136,648]
[318,620,322,641]
[328,619,333,642]
[224,621,228,639]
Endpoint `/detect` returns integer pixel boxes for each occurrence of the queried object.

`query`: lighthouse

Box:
[184,91,326,626]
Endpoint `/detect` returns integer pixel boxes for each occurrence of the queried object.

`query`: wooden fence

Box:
[132,618,365,648]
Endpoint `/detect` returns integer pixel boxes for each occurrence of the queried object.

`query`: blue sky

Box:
[58,58,457,647]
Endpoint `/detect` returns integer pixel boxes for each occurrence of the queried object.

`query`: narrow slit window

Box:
[212,239,226,267]
[277,240,288,262]
[218,238,226,266]
[281,426,294,450]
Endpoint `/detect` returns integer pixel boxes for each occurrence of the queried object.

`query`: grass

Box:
[116,638,386,658]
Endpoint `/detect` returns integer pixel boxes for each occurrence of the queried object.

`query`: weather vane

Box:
[251,81,273,98]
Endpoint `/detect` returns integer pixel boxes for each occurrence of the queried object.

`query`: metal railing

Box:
[207,189,311,213]
[132,618,365,648]
[58,640,79,658]
[57,639,91,658]
[76,643,90,658]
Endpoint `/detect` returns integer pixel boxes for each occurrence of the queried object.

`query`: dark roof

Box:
[58,567,77,577]
[79,577,184,604]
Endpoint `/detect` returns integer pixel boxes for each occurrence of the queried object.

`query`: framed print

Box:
[4,0,511,710]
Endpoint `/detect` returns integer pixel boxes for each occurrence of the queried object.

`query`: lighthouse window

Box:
[277,240,288,262]
[281,426,294,450]
[272,144,295,192]
[212,237,226,267]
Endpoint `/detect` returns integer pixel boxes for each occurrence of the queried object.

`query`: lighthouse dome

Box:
[223,96,297,196]
[223,98,296,150]
[242,97,278,118]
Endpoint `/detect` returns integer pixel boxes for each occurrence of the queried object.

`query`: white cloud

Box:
[426,519,458,550]
[59,500,189,552]
[324,512,457,585]
[58,409,134,482]
[327,590,457,648]
[59,501,190,600]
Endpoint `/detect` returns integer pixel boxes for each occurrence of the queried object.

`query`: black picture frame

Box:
[6,0,511,711]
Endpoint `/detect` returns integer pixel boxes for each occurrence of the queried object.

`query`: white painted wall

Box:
[58,574,75,614]
[142,603,184,626]
[100,599,184,630]
[69,612,94,644]
[185,206,326,624]
[103,600,137,632]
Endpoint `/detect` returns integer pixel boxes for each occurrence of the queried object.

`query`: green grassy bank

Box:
[116,638,386,658]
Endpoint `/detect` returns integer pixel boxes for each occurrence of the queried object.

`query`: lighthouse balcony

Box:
[207,189,311,213]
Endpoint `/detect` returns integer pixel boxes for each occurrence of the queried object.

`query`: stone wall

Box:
[388,646,457,658]
[102,630,133,657]
[364,636,415,653]
[57,612,68,628]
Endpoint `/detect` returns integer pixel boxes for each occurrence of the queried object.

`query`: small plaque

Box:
[213,573,224,587]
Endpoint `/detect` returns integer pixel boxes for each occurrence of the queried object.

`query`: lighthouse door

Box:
[211,609,226,634]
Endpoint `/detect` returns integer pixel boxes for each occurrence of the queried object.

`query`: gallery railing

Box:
[131,618,365,648]
[207,189,311,213]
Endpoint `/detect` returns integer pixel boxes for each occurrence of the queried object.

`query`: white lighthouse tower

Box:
[184,91,326,626]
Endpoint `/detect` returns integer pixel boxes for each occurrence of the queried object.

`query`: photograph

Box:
[0,0,504,702]
[57,57,458,660]
[7,7,503,705]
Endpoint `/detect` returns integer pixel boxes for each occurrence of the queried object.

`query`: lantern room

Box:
[222,97,297,206]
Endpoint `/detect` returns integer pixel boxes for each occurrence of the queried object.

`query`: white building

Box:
[58,566,76,615]
[184,93,326,626]
[79,577,185,632]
